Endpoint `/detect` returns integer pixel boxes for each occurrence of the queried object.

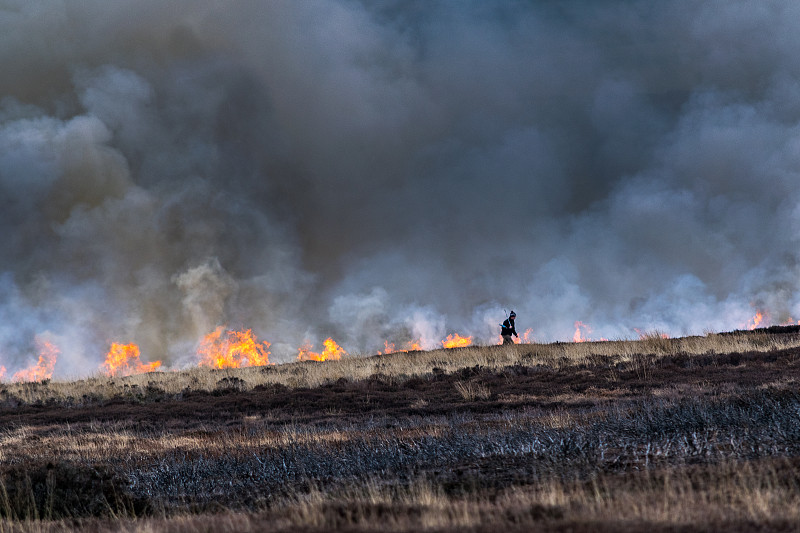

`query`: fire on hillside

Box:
[3,307,797,382]
[379,340,423,354]
[197,327,273,369]
[442,333,472,348]
[297,338,346,361]
[2,339,59,382]
[102,343,162,377]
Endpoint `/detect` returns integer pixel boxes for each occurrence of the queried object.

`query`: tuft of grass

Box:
[453,380,491,401]
[638,330,673,354]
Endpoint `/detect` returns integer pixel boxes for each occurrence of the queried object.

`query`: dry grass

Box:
[453,380,491,401]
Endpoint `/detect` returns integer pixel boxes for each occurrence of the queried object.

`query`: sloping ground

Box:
[1,332,799,532]
[1,343,798,426]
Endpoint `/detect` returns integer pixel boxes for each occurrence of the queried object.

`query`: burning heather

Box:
[572,321,610,343]
[196,328,272,369]
[573,321,591,343]
[297,338,347,362]
[9,339,59,383]
[747,311,765,330]
[101,343,162,377]
[441,334,473,349]
[379,340,423,355]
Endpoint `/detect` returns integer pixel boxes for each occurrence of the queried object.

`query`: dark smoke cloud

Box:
[2,0,800,374]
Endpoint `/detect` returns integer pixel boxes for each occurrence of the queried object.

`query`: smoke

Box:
[2,0,800,374]
[174,258,237,340]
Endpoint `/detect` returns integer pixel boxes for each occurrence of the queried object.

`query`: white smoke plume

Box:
[2,0,800,374]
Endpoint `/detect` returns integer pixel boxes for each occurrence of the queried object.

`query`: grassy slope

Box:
[1,327,800,532]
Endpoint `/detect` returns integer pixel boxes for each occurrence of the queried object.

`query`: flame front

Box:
[573,321,590,343]
[197,327,272,368]
[298,337,346,361]
[12,339,58,382]
[102,343,161,377]
[517,328,534,344]
[380,340,396,355]
[496,328,535,345]
[379,339,423,355]
[747,311,765,330]
[442,333,472,349]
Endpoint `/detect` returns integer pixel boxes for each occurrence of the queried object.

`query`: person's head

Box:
[509,311,516,319]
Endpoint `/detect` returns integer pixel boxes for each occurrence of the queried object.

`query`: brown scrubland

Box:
[1,326,800,532]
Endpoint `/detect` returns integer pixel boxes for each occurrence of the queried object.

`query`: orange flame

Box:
[573,322,608,342]
[516,328,534,344]
[573,321,591,343]
[0,366,5,381]
[747,311,765,330]
[379,339,423,355]
[497,328,535,345]
[380,340,396,355]
[197,327,272,368]
[298,337,346,361]
[12,339,58,382]
[102,343,161,377]
[405,340,422,351]
[442,333,472,349]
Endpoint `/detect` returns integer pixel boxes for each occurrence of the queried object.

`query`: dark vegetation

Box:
[1,328,799,531]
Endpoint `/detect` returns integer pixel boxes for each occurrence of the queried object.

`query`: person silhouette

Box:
[501,311,518,345]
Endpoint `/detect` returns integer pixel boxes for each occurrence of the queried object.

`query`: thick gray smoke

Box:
[2,0,800,375]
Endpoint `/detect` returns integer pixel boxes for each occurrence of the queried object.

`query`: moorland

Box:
[2,327,800,532]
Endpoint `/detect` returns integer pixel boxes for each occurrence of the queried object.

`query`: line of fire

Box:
[0,310,788,383]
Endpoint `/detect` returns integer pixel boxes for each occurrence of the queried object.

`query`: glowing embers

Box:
[197,327,272,369]
[10,339,59,382]
[442,333,472,349]
[297,338,346,361]
[102,343,161,377]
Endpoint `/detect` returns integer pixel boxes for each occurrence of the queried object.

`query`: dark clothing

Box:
[501,318,517,338]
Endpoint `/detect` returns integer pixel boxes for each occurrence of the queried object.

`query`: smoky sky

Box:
[2,0,800,374]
